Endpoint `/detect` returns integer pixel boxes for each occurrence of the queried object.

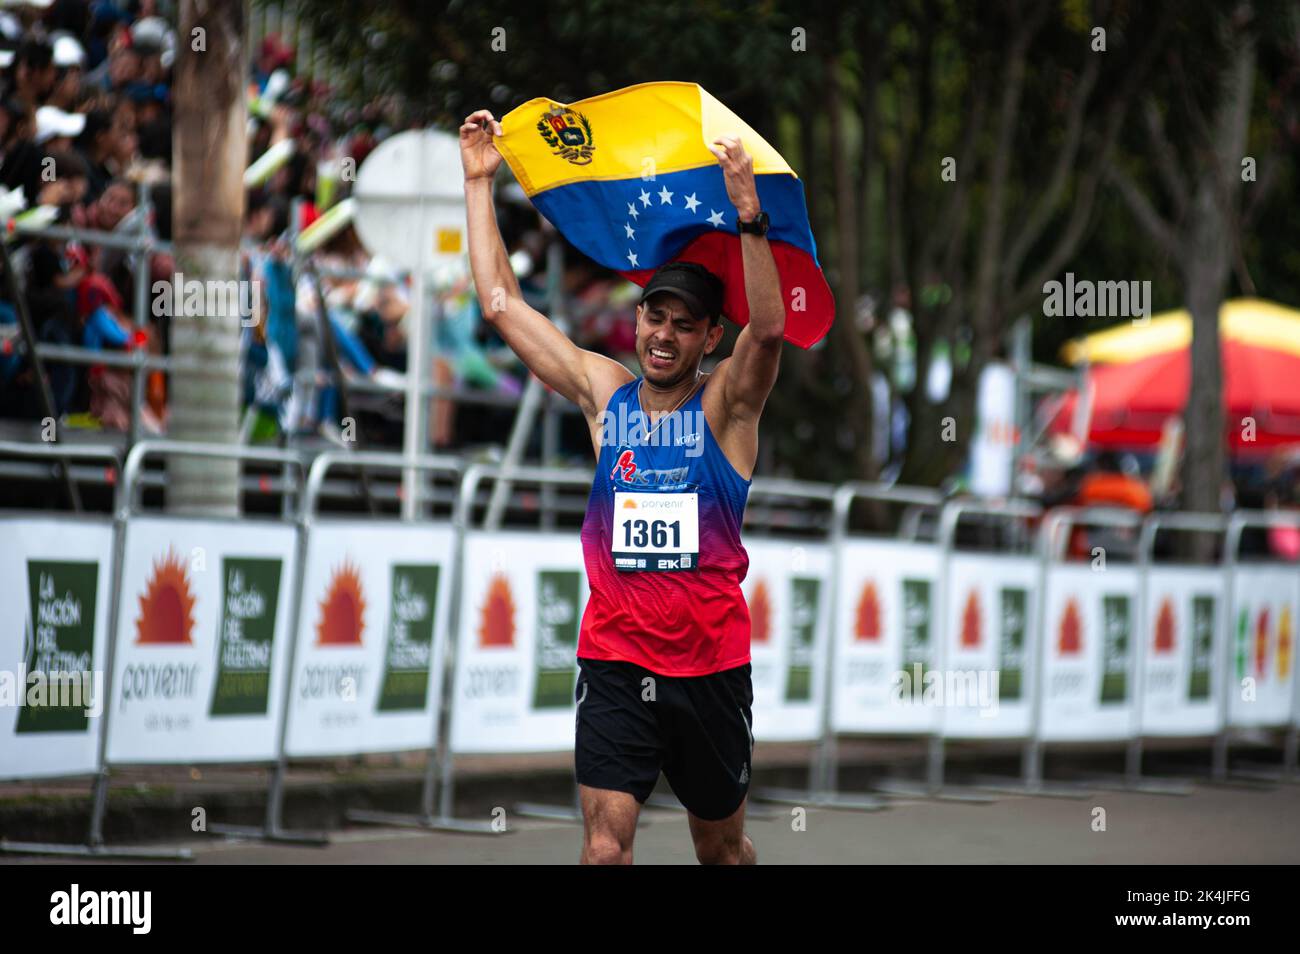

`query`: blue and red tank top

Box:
[578,376,752,676]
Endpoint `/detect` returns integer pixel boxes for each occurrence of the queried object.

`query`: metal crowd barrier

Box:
[436,462,595,831]
[101,440,307,856]
[1007,506,1146,798]
[1215,509,1300,784]
[1,439,306,859]
[758,481,944,812]
[1122,512,1226,794]
[4,448,1298,854]
[102,447,305,857]
[0,443,124,857]
[0,440,121,502]
[906,496,1043,803]
[216,449,465,844]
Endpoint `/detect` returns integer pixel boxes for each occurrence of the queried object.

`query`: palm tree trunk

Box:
[170,0,248,514]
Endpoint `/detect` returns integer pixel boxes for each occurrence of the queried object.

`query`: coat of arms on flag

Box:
[536,106,594,165]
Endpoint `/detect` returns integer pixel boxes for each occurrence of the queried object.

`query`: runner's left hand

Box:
[708,135,760,222]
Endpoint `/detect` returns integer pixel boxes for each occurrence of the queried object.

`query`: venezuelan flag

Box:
[494,82,834,349]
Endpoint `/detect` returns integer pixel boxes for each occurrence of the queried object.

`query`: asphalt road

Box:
[8,777,1298,864]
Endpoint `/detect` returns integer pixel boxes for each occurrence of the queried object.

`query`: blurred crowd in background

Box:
[0,0,172,432]
[0,1,643,456]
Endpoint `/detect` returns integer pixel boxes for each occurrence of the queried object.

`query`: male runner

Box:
[461,108,785,864]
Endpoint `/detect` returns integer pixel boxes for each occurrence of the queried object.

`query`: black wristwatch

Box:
[737,210,769,236]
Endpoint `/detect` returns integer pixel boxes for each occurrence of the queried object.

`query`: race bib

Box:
[611,491,699,572]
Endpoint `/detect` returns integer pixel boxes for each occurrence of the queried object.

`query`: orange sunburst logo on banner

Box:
[749,580,772,644]
[1255,607,1271,677]
[854,581,881,642]
[1058,598,1082,655]
[960,590,981,648]
[1279,606,1292,679]
[135,548,197,644]
[316,559,366,646]
[1154,598,1176,654]
[479,573,516,647]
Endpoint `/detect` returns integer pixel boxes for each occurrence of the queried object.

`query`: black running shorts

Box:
[574,656,754,821]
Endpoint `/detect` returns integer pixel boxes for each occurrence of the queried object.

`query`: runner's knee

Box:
[584,830,633,865]
[694,830,747,865]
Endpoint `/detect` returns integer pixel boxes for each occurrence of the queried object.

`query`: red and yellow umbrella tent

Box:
[1050,298,1300,455]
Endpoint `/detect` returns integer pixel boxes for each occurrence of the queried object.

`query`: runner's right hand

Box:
[460,109,504,181]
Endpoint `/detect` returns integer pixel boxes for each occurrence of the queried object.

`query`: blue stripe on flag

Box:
[529,166,819,274]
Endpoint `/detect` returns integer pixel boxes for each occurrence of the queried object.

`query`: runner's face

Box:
[636,293,718,387]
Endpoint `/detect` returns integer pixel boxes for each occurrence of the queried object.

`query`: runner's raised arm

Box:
[460,108,631,421]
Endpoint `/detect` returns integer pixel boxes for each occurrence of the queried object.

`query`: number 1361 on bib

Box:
[611,491,700,572]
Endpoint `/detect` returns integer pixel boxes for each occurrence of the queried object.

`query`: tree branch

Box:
[1003,55,1100,280]
[1107,164,1180,256]
[969,1,1049,336]
[1141,98,1192,219]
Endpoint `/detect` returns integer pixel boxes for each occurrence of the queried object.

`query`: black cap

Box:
[638,261,724,324]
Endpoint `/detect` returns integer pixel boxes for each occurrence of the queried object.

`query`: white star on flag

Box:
[624,223,635,239]
[627,202,639,220]
[639,189,652,207]
[707,209,725,228]
[683,193,700,213]
[658,186,673,205]
[627,250,639,267]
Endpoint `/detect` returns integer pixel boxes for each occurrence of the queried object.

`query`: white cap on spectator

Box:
[0,1,55,9]
[0,13,20,41]
[34,105,86,144]
[132,16,176,69]
[132,17,173,52]
[52,34,85,68]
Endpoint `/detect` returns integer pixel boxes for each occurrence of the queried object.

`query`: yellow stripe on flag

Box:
[496,81,794,196]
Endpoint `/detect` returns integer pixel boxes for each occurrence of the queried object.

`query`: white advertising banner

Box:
[939,553,1038,739]
[286,522,455,757]
[1139,567,1224,737]
[0,518,113,780]
[830,539,941,734]
[450,531,588,753]
[1227,564,1298,728]
[743,540,829,743]
[106,518,297,764]
[1039,564,1139,741]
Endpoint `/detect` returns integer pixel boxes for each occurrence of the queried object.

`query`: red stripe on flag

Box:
[619,232,834,349]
